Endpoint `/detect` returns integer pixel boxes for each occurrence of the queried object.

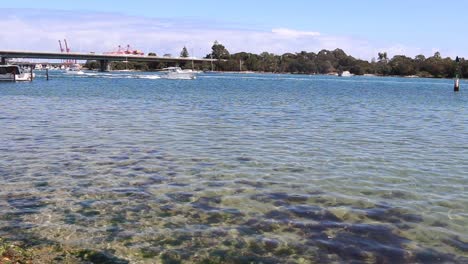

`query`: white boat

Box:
[65,70,85,75]
[339,71,353,77]
[161,67,196,80]
[65,63,84,75]
[0,65,35,81]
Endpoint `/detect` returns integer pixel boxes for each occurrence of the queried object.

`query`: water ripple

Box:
[0,72,467,263]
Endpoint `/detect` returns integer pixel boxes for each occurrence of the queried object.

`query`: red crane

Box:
[64,39,71,53]
[58,39,75,64]
[58,40,64,53]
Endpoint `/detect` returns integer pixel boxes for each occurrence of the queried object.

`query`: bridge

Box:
[0,50,218,71]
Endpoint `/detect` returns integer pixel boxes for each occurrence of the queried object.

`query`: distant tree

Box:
[244,54,259,71]
[316,49,339,72]
[414,54,426,62]
[375,52,392,75]
[378,52,388,63]
[317,60,335,74]
[84,60,99,70]
[442,57,457,78]
[389,55,416,76]
[350,65,364,75]
[332,48,347,61]
[189,42,461,78]
[460,58,468,78]
[208,41,230,59]
[135,62,149,71]
[180,46,189,58]
[163,53,172,57]
[259,52,279,72]
[419,52,455,77]
[148,52,157,56]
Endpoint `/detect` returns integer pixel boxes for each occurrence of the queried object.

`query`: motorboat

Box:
[161,67,196,80]
[0,65,35,81]
[339,70,353,77]
[65,63,84,75]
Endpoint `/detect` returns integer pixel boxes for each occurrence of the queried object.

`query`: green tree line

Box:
[85,42,467,78]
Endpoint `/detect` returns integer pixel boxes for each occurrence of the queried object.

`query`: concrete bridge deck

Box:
[0,50,217,71]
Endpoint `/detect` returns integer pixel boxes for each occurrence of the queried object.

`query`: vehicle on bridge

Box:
[0,65,34,81]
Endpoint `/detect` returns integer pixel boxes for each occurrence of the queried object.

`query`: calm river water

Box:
[0,71,467,263]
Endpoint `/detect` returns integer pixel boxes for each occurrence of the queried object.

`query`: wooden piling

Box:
[30,65,33,81]
[46,68,49,80]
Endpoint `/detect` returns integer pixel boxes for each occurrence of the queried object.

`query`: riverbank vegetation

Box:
[84,41,467,78]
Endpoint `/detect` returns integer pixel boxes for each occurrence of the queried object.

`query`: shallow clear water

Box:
[0,71,467,263]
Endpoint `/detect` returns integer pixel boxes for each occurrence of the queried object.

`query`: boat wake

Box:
[56,72,161,80]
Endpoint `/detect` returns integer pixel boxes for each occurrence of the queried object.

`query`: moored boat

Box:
[0,65,35,81]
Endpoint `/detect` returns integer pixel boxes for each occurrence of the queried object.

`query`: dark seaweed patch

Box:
[366,205,423,224]
[236,157,252,162]
[412,248,458,263]
[286,205,341,222]
[191,197,222,211]
[207,182,226,187]
[273,167,305,173]
[381,190,416,200]
[109,155,130,160]
[166,192,193,203]
[235,180,265,188]
[251,192,309,206]
[34,181,49,188]
[159,250,182,264]
[127,203,151,213]
[431,220,448,227]
[245,217,284,233]
[7,195,47,214]
[167,171,178,177]
[77,209,100,217]
[74,249,129,264]
[132,166,145,171]
[264,210,291,220]
[443,236,468,252]
[315,224,408,263]
[168,182,189,187]
[292,221,346,234]
[140,247,159,258]
[148,175,167,184]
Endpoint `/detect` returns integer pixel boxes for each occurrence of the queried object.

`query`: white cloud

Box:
[271,28,320,38]
[0,9,444,60]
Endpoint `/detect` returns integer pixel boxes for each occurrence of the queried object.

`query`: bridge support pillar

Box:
[99,60,111,72]
[0,57,6,65]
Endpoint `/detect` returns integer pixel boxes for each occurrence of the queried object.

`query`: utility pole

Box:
[210,54,214,72]
[191,45,195,70]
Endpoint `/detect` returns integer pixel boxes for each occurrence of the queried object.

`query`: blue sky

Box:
[1,0,466,59]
